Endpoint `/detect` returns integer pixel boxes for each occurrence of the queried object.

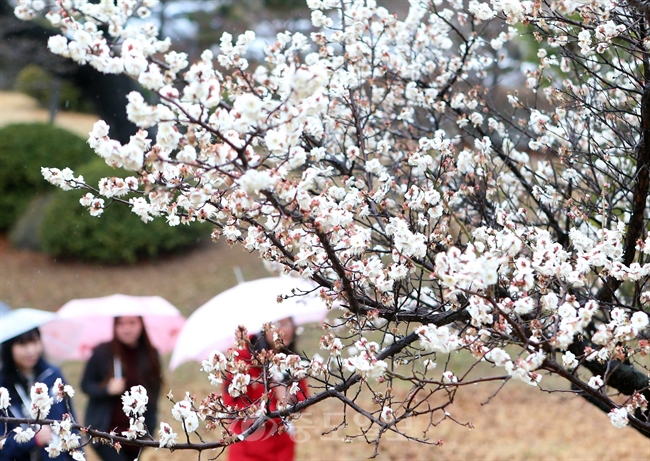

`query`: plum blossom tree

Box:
[2,0,650,458]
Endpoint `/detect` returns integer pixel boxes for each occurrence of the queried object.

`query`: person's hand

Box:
[274,384,298,406]
[107,377,126,395]
[34,425,52,447]
[274,384,288,403]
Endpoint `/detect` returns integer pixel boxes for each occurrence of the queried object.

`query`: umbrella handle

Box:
[113,357,123,380]
[233,266,245,284]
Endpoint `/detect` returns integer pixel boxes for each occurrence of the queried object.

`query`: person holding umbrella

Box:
[170,277,328,370]
[0,309,80,461]
[81,316,162,461]
[222,317,309,461]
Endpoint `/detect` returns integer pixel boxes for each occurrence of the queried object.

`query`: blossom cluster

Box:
[120,386,149,440]
[171,395,201,433]
[0,382,82,459]
[46,415,83,459]
[344,338,388,381]
[29,383,53,419]
[0,387,10,410]
[53,378,75,402]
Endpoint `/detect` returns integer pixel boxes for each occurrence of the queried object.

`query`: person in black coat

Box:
[81,316,161,461]
[0,328,79,461]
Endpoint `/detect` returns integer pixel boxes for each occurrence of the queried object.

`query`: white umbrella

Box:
[40,294,186,361]
[0,308,57,344]
[169,277,328,370]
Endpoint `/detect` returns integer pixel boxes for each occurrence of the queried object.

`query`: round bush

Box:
[15,65,51,107]
[0,123,93,231]
[40,159,211,264]
[9,194,55,251]
[15,64,94,113]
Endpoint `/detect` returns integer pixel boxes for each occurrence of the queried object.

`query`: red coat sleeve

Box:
[222,346,310,410]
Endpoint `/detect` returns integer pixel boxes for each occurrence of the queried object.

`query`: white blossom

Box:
[344,355,388,380]
[159,422,178,447]
[52,378,75,402]
[562,351,579,370]
[380,406,395,422]
[227,373,251,398]
[13,427,35,443]
[442,371,457,384]
[0,387,10,410]
[588,375,604,390]
[29,383,52,419]
[608,407,629,429]
[122,385,149,417]
[238,170,277,195]
[122,416,147,440]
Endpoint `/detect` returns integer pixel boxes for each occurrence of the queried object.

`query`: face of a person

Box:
[12,338,43,374]
[265,317,295,349]
[115,316,143,348]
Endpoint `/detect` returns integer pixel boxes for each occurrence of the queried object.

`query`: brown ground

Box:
[0,92,648,460]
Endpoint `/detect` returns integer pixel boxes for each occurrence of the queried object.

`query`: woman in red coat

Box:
[222,317,309,461]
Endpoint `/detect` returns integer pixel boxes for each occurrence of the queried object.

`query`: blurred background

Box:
[0,0,648,459]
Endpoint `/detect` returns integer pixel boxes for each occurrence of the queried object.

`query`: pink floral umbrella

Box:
[40,294,185,361]
[169,277,329,370]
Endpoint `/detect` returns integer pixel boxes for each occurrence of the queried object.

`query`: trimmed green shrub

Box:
[0,123,93,231]
[40,159,211,264]
[15,64,94,113]
[8,194,55,251]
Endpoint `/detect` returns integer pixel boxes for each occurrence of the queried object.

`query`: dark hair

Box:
[254,318,299,355]
[111,317,162,393]
[251,321,299,385]
[1,328,43,402]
